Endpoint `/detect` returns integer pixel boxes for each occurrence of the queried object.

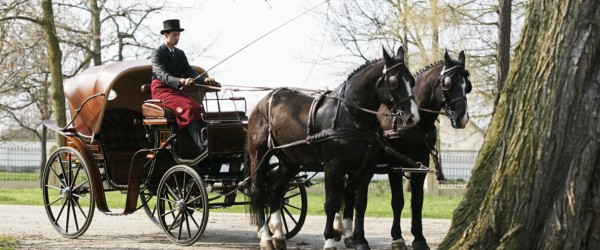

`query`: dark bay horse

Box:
[247,46,419,250]
[338,51,471,250]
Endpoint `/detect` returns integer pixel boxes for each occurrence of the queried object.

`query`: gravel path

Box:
[0,204,450,249]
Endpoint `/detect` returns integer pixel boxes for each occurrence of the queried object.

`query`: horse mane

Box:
[343,59,382,84]
[415,60,443,77]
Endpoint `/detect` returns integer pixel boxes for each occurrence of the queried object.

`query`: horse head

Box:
[437,50,471,128]
[379,46,420,127]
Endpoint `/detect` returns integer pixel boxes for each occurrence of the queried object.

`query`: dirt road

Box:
[0,204,450,249]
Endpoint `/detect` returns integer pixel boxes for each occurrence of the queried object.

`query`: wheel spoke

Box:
[187,209,201,229]
[168,211,182,231]
[47,197,62,207]
[46,184,63,191]
[70,164,82,189]
[284,191,301,200]
[66,199,71,233]
[282,209,290,233]
[55,198,68,224]
[72,178,89,191]
[72,194,90,201]
[185,211,192,239]
[173,173,183,199]
[184,179,197,201]
[186,194,203,205]
[165,183,181,201]
[284,203,302,211]
[75,200,88,219]
[48,163,67,187]
[282,205,298,225]
[71,199,80,232]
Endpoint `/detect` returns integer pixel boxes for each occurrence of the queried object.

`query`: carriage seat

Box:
[140,84,175,126]
[140,84,248,125]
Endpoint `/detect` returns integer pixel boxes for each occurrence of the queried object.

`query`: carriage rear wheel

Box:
[139,190,159,226]
[42,147,95,238]
[156,165,209,246]
[280,180,308,239]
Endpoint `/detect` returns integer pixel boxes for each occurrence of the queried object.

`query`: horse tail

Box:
[246,94,275,226]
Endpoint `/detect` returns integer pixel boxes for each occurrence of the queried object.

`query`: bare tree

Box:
[440,0,600,248]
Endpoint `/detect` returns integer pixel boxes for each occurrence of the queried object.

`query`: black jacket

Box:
[151,43,205,88]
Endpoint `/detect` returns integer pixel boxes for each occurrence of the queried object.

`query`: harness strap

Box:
[267,88,287,149]
[307,90,332,135]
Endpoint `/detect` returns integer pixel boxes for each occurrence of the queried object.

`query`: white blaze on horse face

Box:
[403,77,420,124]
[459,77,469,127]
[269,209,285,239]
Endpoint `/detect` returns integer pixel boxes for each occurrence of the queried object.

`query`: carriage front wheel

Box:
[42,146,95,238]
[156,165,209,246]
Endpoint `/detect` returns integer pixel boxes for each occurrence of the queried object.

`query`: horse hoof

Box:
[334,230,343,241]
[354,243,370,250]
[272,238,287,249]
[412,241,430,250]
[391,239,407,250]
[344,237,354,248]
[260,239,275,250]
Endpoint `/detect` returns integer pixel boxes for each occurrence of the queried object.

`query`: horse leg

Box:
[323,169,345,250]
[267,160,300,250]
[410,173,429,250]
[339,181,355,247]
[388,172,407,250]
[248,141,275,249]
[352,171,374,250]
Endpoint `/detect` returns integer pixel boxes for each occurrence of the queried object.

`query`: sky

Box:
[149,0,342,110]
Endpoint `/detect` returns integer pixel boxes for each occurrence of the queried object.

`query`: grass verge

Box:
[0,181,462,219]
[0,235,18,249]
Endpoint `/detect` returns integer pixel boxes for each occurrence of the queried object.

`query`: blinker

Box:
[387,75,398,90]
[442,76,452,91]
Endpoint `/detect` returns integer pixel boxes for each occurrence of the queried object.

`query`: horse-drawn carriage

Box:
[41,60,308,245]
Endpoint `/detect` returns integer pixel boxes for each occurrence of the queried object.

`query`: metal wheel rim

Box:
[281,181,308,239]
[157,165,209,246]
[42,147,95,238]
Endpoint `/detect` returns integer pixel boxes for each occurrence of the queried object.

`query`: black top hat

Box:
[161,19,184,34]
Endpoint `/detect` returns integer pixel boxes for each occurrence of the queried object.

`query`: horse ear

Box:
[382,45,392,63]
[396,46,405,61]
[444,49,452,67]
[458,50,466,66]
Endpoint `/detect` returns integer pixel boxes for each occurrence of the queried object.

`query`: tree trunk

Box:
[495,0,511,96]
[40,0,66,147]
[90,0,102,66]
[440,0,600,249]
[431,0,440,59]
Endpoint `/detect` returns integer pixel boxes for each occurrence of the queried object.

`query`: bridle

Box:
[378,61,415,124]
[419,65,467,119]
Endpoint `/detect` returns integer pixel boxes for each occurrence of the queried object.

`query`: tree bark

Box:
[90,0,102,66]
[40,0,66,147]
[495,0,511,96]
[441,0,600,249]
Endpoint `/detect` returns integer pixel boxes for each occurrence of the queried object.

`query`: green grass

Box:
[0,171,38,182]
[0,181,462,219]
[0,235,18,249]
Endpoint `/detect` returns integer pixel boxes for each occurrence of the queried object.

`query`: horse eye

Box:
[442,76,452,91]
[387,75,398,90]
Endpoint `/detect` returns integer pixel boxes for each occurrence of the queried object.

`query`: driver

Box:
[150,19,219,153]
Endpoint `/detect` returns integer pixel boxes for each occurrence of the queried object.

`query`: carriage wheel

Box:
[281,180,308,239]
[139,190,159,226]
[156,165,209,246]
[42,147,95,238]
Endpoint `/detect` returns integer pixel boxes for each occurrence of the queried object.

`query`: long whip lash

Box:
[195,0,331,80]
